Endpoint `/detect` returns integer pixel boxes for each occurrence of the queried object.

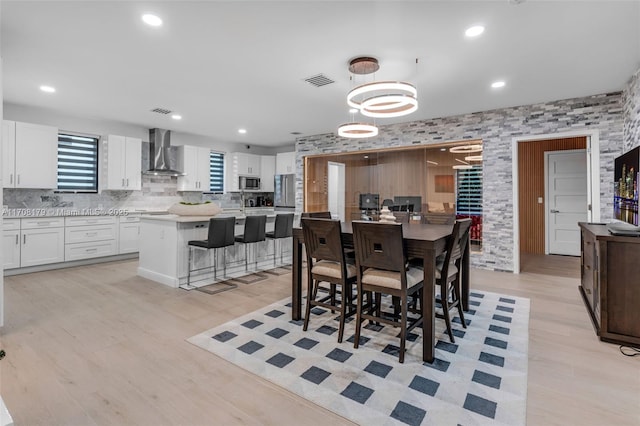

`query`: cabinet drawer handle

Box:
[15,234,18,245]
[10,174,13,185]
[23,234,26,244]
[86,232,97,237]
[85,248,97,253]
[127,178,129,187]
[37,222,51,226]
[17,174,20,185]
[122,178,125,186]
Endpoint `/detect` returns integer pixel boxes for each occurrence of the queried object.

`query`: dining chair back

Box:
[301,218,357,343]
[436,218,472,342]
[301,211,332,219]
[352,221,424,363]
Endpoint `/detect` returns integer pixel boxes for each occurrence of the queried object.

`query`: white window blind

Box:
[57,133,98,192]
[456,165,482,215]
[209,152,224,192]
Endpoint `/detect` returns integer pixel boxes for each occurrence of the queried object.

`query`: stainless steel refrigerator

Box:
[274,174,295,208]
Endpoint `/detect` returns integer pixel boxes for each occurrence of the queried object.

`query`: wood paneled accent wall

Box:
[303,143,474,219]
[518,137,587,254]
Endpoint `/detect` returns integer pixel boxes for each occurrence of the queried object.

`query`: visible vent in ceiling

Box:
[150,107,172,115]
[304,74,335,87]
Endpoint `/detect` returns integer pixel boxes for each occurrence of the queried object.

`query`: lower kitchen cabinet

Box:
[119,216,140,254]
[64,216,117,261]
[2,219,21,269]
[20,226,65,267]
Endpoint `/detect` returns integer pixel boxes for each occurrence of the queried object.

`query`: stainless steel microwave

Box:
[239,176,261,190]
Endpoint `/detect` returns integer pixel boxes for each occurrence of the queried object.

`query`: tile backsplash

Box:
[3,175,245,212]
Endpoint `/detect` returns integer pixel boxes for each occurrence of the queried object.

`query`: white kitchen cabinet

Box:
[260,155,276,192]
[2,120,58,189]
[64,216,117,261]
[2,219,21,270]
[119,215,141,254]
[2,120,16,186]
[20,221,65,267]
[99,135,142,191]
[276,151,296,175]
[226,152,263,191]
[177,145,211,191]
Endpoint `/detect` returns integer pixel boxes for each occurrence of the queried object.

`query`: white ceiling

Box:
[2,1,640,148]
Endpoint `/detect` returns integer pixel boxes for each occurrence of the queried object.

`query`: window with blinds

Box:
[456,165,483,215]
[209,152,225,192]
[57,133,99,192]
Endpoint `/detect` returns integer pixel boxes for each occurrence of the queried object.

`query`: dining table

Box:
[291,221,470,363]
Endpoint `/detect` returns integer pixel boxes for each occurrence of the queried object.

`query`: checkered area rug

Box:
[188,290,529,426]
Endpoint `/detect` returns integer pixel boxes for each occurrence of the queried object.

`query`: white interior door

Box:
[546,149,588,256]
[327,162,345,222]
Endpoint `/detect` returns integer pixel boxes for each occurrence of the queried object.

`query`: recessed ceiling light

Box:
[171,114,182,120]
[349,108,359,114]
[465,25,485,37]
[40,85,56,93]
[238,129,247,134]
[440,148,447,152]
[142,14,162,27]
[491,81,506,88]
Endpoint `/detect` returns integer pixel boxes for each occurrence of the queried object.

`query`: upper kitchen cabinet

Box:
[226,152,261,191]
[2,120,58,189]
[99,135,142,191]
[260,155,276,192]
[177,145,210,191]
[276,151,296,175]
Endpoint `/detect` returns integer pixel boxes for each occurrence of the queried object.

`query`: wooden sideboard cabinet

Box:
[579,223,640,346]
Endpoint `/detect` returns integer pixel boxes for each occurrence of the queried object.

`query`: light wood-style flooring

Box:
[1,259,638,425]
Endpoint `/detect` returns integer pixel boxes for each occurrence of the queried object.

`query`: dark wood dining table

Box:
[291,221,470,363]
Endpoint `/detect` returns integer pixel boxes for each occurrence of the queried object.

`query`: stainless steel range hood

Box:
[144,128,185,176]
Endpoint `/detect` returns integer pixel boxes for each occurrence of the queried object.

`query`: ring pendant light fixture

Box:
[337,57,418,138]
[449,144,483,153]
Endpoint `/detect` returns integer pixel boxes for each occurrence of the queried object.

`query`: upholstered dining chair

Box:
[436,218,472,342]
[392,211,410,224]
[352,221,424,363]
[301,218,357,343]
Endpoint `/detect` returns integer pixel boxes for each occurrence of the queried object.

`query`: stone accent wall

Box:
[623,68,640,151]
[295,92,624,272]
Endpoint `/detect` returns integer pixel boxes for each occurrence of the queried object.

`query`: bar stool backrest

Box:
[207,217,236,248]
[242,215,267,243]
[273,213,294,239]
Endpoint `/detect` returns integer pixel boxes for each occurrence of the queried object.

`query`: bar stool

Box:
[265,213,294,266]
[184,216,236,290]
[235,215,267,271]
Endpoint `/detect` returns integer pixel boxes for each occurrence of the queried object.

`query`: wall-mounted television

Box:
[613,146,639,226]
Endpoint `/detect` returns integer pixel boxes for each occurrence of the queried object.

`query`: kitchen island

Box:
[137,212,292,288]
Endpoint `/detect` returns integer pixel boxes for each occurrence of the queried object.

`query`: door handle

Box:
[15,234,18,245]
[550,209,559,213]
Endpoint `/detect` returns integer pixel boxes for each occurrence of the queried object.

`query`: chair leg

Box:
[303,277,315,332]
[399,295,408,363]
[213,247,218,281]
[453,278,467,328]
[187,246,193,286]
[441,284,455,343]
[375,292,382,326]
[244,243,248,271]
[354,284,364,349]
[273,239,277,267]
[337,283,347,343]
[223,247,228,278]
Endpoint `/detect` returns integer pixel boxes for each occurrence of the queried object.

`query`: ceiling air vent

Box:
[304,74,335,87]
[150,107,172,115]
